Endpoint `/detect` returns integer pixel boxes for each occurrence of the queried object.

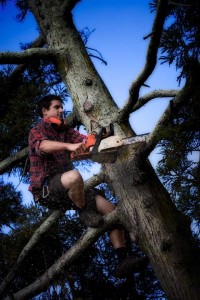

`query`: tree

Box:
[0,0,199,299]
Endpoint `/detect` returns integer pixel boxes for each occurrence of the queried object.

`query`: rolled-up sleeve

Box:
[28,126,48,156]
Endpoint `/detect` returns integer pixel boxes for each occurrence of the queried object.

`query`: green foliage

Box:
[159,0,200,81]
[156,98,200,236]
[0,39,70,157]
[0,180,25,231]
[150,0,200,239]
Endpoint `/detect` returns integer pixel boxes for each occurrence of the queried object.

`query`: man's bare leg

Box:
[95,194,126,247]
[95,194,149,278]
[61,171,104,227]
[61,170,85,209]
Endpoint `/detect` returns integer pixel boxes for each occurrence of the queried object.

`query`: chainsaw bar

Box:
[91,133,149,163]
[98,133,149,153]
[122,133,149,145]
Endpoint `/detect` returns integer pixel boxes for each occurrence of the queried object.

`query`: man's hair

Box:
[38,94,63,117]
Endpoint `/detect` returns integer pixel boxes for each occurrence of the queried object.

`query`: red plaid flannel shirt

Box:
[28,118,86,197]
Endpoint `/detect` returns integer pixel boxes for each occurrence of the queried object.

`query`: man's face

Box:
[42,100,63,120]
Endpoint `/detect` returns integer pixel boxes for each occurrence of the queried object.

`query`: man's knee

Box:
[95,194,116,215]
[61,170,83,190]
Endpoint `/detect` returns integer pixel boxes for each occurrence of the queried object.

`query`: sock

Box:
[115,247,129,263]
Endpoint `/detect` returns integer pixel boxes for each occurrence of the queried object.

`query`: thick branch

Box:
[137,82,196,159]
[84,170,105,188]
[118,0,168,122]
[132,89,179,112]
[9,35,46,81]
[5,210,119,300]
[0,48,58,65]
[0,148,29,175]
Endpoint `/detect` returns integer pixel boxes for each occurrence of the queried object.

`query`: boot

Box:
[116,255,149,278]
[79,189,104,228]
[79,209,104,228]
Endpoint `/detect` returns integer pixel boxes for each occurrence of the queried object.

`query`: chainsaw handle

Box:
[70,123,114,160]
[91,127,106,155]
[70,134,96,160]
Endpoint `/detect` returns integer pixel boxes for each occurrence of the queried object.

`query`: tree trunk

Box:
[27,1,200,299]
[104,147,200,299]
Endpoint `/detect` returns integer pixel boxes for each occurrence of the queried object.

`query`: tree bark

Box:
[15,1,200,299]
[104,148,200,299]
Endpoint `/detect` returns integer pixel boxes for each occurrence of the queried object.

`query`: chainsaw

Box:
[70,124,149,163]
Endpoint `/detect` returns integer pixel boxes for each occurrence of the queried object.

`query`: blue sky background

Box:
[0,0,183,204]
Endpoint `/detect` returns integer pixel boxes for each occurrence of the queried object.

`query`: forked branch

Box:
[0,171,106,297]
[118,0,168,122]
[4,209,119,300]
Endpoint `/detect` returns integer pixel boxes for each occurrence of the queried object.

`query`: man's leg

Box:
[95,194,149,278]
[95,194,126,247]
[60,170,85,209]
[61,171,104,227]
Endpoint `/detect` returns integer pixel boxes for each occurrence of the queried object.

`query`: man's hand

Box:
[70,138,92,160]
[66,142,85,152]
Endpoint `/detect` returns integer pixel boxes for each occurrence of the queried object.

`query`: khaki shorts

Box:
[38,173,106,210]
[39,173,74,210]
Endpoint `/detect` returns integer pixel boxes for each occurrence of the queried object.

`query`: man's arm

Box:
[39,140,84,154]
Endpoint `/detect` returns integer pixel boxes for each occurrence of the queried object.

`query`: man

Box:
[28,94,148,278]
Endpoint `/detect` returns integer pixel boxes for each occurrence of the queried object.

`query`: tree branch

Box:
[0,48,58,65]
[131,89,179,112]
[168,1,192,7]
[0,210,63,297]
[8,35,46,81]
[86,47,108,65]
[61,0,81,15]
[0,148,29,175]
[137,82,196,160]
[5,209,119,300]
[84,170,106,189]
[118,0,168,122]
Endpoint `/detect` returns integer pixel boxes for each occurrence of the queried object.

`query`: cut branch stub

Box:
[83,100,94,112]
